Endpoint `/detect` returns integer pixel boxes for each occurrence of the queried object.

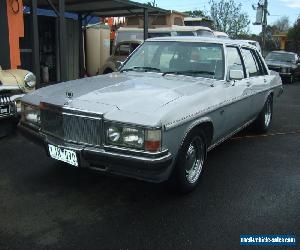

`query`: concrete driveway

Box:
[0,82,299,249]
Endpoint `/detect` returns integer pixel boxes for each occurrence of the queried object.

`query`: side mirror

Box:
[229,69,244,80]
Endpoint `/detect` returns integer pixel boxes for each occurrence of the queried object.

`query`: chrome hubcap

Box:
[185,137,205,184]
[264,99,272,127]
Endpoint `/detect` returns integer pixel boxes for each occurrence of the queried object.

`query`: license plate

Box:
[48,144,78,167]
[0,106,9,114]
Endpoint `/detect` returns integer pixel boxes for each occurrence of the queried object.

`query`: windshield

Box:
[266,52,295,62]
[121,41,225,80]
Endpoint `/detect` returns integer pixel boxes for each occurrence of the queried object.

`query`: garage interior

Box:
[21,0,168,87]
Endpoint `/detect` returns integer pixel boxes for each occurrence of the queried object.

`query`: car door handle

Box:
[246,82,252,87]
[264,78,267,83]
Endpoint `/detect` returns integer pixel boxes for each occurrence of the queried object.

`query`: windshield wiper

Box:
[162,70,215,76]
[121,66,161,73]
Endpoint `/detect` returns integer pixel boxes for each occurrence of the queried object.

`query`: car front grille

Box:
[41,108,102,146]
[0,94,13,105]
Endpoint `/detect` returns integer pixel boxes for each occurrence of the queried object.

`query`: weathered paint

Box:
[6,0,24,69]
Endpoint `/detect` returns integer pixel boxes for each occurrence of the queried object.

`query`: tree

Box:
[147,1,157,7]
[209,0,250,38]
[184,10,207,18]
[273,16,290,32]
[287,17,300,53]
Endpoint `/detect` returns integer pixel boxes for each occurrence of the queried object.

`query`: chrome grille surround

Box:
[40,103,102,146]
[0,94,13,105]
[0,94,14,117]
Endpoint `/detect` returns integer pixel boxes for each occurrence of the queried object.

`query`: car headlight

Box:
[24,72,36,89]
[21,103,40,126]
[106,123,161,152]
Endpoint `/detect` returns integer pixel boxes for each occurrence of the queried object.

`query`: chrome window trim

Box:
[164,85,279,130]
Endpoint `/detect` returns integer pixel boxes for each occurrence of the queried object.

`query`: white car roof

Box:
[213,31,229,37]
[269,50,296,55]
[118,25,212,33]
[146,36,258,49]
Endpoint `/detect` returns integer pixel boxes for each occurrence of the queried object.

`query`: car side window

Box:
[226,46,245,77]
[253,51,268,75]
[241,48,261,77]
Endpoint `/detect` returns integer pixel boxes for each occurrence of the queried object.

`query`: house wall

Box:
[125,12,185,28]
[6,0,24,69]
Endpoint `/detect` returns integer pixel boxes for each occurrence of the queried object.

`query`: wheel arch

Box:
[181,117,214,149]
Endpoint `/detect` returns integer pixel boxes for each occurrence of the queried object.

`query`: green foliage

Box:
[287,17,300,53]
[288,17,300,41]
[209,0,250,38]
[184,10,207,18]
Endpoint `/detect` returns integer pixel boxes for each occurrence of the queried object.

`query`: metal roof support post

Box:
[29,0,40,86]
[143,8,149,40]
[78,14,84,78]
[58,0,67,82]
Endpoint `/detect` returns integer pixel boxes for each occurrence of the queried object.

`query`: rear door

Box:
[241,47,270,117]
[220,46,254,136]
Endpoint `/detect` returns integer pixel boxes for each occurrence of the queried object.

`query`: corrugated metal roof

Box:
[23,0,168,17]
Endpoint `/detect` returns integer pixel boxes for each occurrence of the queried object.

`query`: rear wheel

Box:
[254,95,273,133]
[170,129,207,193]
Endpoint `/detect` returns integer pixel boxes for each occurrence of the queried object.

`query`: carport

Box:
[23,0,168,85]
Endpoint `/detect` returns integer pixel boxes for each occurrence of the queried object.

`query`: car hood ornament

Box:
[66,90,74,99]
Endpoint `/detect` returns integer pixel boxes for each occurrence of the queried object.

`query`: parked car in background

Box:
[0,88,16,137]
[213,31,229,39]
[0,66,36,114]
[0,66,36,137]
[265,51,300,84]
[115,25,214,45]
[99,40,142,74]
[20,37,282,193]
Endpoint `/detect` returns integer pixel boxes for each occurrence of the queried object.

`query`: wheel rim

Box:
[264,99,272,127]
[185,137,205,184]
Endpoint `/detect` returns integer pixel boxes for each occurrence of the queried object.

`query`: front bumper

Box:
[18,123,174,183]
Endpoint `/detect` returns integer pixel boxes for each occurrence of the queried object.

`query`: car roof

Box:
[269,50,296,55]
[146,36,257,49]
[213,31,229,37]
[118,25,212,32]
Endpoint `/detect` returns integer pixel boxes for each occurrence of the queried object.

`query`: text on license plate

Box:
[48,144,78,167]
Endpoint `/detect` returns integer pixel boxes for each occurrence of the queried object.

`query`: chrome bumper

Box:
[18,123,174,183]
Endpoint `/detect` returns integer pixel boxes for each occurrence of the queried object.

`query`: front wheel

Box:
[254,95,273,133]
[170,129,207,193]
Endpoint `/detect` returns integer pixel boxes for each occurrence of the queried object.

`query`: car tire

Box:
[254,95,273,134]
[170,128,207,193]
